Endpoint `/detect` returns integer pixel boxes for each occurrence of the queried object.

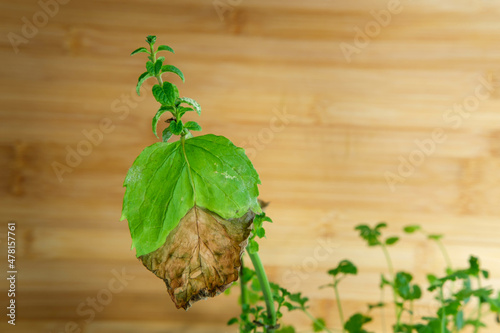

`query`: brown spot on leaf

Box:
[139,206,254,310]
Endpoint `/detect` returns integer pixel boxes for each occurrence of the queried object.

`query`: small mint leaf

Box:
[328,259,357,277]
[178,97,201,115]
[146,61,155,75]
[313,318,326,332]
[403,225,421,234]
[154,59,164,76]
[161,64,185,82]
[177,106,194,119]
[146,35,156,45]
[136,72,152,95]
[157,45,174,53]
[185,121,202,132]
[169,119,183,135]
[248,239,259,254]
[385,237,399,245]
[152,82,179,106]
[152,106,174,138]
[428,234,443,240]
[130,47,150,56]
[162,127,173,142]
[227,317,238,325]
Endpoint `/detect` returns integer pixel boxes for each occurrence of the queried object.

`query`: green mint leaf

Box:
[178,97,201,115]
[130,47,150,56]
[428,234,443,240]
[152,105,174,138]
[136,72,152,96]
[355,224,382,246]
[368,302,385,311]
[152,82,179,106]
[157,44,175,53]
[161,64,185,82]
[185,121,202,131]
[154,59,164,76]
[121,134,261,256]
[403,225,421,233]
[146,35,156,45]
[328,260,357,277]
[344,313,372,333]
[312,318,326,332]
[248,239,259,254]
[227,317,238,325]
[276,326,295,333]
[256,227,265,238]
[385,236,399,245]
[146,61,155,75]
[177,106,194,119]
[240,266,255,284]
[169,119,183,135]
[162,127,173,142]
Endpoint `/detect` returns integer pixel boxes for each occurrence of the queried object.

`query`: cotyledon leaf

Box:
[121,134,262,257]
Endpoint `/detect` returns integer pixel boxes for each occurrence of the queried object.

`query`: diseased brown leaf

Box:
[139,206,254,310]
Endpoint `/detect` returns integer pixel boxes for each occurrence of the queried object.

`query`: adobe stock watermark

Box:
[339,0,404,63]
[48,268,135,333]
[213,0,242,22]
[239,106,295,160]
[384,74,495,192]
[7,0,71,54]
[51,82,152,183]
[281,238,340,290]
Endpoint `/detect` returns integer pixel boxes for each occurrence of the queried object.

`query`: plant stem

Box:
[380,287,387,333]
[381,244,395,278]
[474,277,482,333]
[248,250,277,332]
[332,278,346,333]
[303,308,334,333]
[435,239,452,271]
[439,286,447,333]
[239,257,249,332]
[149,43,163,85]
[381,244,399,330]
[240,257,249,307]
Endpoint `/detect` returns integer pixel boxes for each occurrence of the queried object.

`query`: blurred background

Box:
[2,0,500,332]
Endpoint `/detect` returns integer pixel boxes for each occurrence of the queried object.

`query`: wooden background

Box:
[2,0,500,332]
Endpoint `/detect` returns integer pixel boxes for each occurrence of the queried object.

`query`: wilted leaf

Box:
[140,206,254,309]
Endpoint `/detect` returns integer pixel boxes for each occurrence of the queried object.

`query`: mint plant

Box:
[121,35,276,326]
[121,36,500,333]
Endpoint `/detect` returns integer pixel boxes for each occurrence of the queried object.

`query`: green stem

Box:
[381,244,399,329]
[149,43,163,85]
[380,287,387,333]
[303,309,334,333]
[474,277,482,333]
[439,287,447,333]
[248,250,277,332]
[332,278,346,333]
[239,257,249,332]
[435,240,452,271]
[240,257,249,307]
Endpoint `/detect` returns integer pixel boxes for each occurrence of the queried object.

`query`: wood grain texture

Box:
[1,0,500,332]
